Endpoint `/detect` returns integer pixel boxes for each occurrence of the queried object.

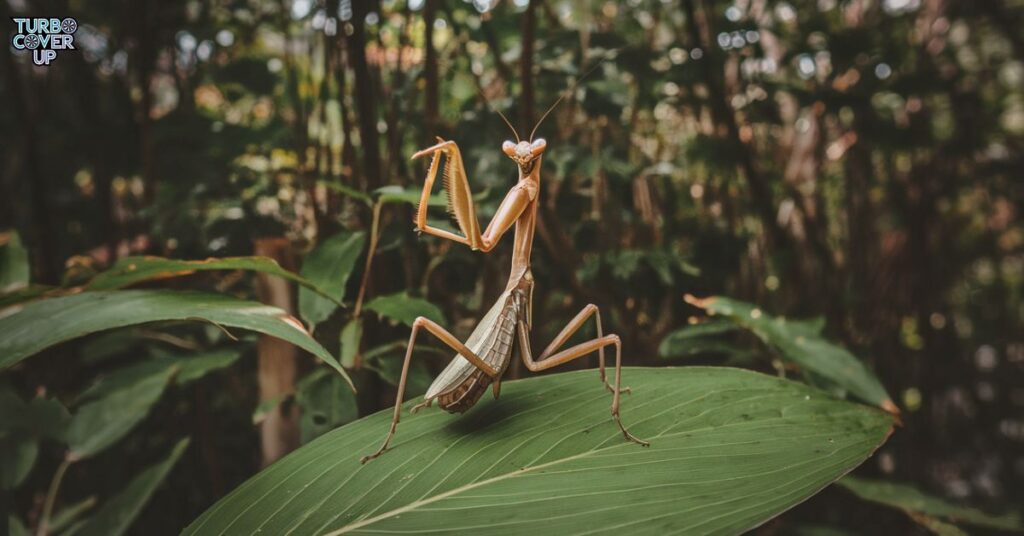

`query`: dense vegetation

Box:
[1,0,1021,534]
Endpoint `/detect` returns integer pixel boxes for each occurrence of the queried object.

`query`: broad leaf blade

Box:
[339,318,362,368]
[0,435,37,490]
[175,348,244,384]
[67,361,177,459]
[686,296,896,413]
[364,291,445,327]
[298,231,366,327]
[185,367,893,535]
[76,438,190,536]
[0,231,30,293]
[839,476,1022,532]
[296,369,358,444]
[0,290,351,389]
[84,256,335,302]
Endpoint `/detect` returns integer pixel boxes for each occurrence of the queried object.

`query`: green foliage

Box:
[339,318,363,369]
[185,368,893,535]
[0,289,350,387]
[298,231,366,327]
[76,438,190,536]
[2,0,1020,531]
[363,291,446,328]
[658,319,748,361]
[0,435,37,490]
[173,348,244,385]
[85,256,334,300]
[838,476,1023,533]
[296,369,358,444]
[687,296,896,413]
[0,231,29,292]
[67,361,177,459]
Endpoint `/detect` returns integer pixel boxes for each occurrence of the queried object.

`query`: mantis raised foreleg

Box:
[412,137,540,252]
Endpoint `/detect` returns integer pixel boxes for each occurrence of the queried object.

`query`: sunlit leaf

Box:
[185,368,893,535]
[686,296,896,414]
[364,291,445,327]
[76,438,190,536]
[838,476,1022,533]
[299,231,366,327]
[0,290,351,389]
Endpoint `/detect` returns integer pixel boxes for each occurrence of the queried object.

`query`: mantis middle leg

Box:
[517,305,649,446]
[360,317,500,464]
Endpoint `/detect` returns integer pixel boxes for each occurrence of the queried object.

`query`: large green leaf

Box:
[175,348,244,384]
[76,438,190,536]
[298,231,366,327]
[838,476,1022,533]
[0,391,70,441]
[296,369,359,444]
[84,256,335,302]
[0,435,37,490]
[686,296,897,414]
[339,318,363,368]
[363,291,445,327]
[0,231,30,293]
[0,290,351,388]
[185,367,893,535]
[67,361,177,459]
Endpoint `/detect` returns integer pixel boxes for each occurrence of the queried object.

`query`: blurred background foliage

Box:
[1,0,1022,533]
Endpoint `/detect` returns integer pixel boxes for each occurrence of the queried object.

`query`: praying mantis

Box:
[361,89,649,464]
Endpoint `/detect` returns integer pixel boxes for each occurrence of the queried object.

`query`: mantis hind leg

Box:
[360,317,499,464]
[535,304,629,394]
[517,312,649,446]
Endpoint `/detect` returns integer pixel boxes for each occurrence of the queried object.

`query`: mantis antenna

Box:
[468,71,521,142]
[528,54,613,141]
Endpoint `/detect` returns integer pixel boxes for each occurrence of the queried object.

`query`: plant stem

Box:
[353,201,383,318]
[37,458,72,536]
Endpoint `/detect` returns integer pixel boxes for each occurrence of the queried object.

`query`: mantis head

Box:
[502,138,546,170]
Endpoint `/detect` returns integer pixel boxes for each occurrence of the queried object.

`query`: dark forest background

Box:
[1,0,1022,534]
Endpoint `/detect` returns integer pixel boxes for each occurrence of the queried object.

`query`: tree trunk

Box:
[253,237,301,466]
[349,0,382,190]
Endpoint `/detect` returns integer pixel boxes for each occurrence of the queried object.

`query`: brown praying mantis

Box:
[361,81,649,464]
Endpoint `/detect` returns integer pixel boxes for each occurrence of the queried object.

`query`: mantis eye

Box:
[502,141,517,157]
[530,138,547,156]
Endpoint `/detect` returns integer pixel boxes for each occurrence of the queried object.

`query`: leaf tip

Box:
[683,294,716,308]
[881,399,903,423]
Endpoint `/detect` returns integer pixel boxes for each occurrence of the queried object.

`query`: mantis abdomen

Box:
[427,288,527,413]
